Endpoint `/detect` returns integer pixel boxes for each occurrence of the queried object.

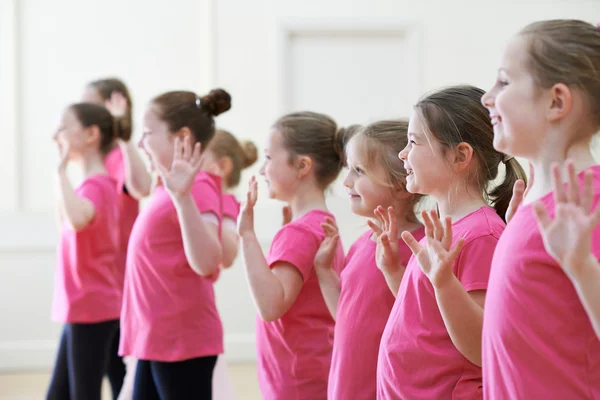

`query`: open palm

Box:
[402,210,464,289]
[238,176,258,236]
[368,206,401,274]
[533,161,600,278]
[157,136,202,197]
[314,217,340,270]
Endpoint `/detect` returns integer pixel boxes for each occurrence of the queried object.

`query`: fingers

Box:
[551,163,567,204]
[323,216,339,231]
[447,238,465,262]
[380,233,396,257]
[532,201,552,231]
[566,160,581,206]
[583,170,595,214]
[190,142,202,173]
[368,220,383,237]
[173,137,183,161]
[182,135,192,161]
[401,231,423,256]
[387,206,398,237]
[375,206,389,232]
[421,210,434,239]
[442,216,453,250]
[429,210,444,242]
[321,222,338,237]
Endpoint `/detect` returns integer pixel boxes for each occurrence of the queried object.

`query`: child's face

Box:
[399,111,453,198]
[482,35,547,157]
[343,137,397,217]
[53,108,91,159]
[139,106,175,172]
[259,128,300,202]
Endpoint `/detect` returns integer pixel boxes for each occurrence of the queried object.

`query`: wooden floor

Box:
[0,363,261,400]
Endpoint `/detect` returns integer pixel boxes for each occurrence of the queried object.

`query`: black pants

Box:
[133,356,218,400]
[46,319,119,400]
[105,325,126,398]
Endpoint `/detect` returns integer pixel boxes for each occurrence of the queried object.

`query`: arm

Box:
[55,170,96,231]
[221,219,240,268]
[119,140,152,199]
[314,217,343,319]
[315,267,341,319]
[240,231,304,321]
[434,279,485,366]
[569,256,600,339]
[172,194,222,276]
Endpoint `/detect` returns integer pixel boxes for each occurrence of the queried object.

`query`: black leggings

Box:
[133,356,218,400]
[46,320,119,400]
[105,324,126,398]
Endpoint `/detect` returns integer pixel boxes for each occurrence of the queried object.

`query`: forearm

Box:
[240,232,286,321]
[172,194,221,276]
[380,267,406,298]
[315,267,341,319]
[434,276,484,366]
[221,229,240,268]
[570,257,600,339]
[55,171,94,231]
[120,141,152,199]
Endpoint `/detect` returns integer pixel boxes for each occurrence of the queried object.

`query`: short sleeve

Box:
[104,147,125,190]
[268,224,320,282]
[191,175,222,219]
[454,235,499,292]
[76,179,109,228]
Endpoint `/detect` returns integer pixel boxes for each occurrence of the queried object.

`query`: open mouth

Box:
[406,167,414,176]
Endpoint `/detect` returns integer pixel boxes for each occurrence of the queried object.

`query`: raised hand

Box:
[402,210,464,289]
[156,135,202,197]
[533,160,600,279]
[368,206,401,274]
[237,176,258,236]
[314,217,340,270]
[506,161,534,223]
[104,91,128,118]
[56,141,70,172]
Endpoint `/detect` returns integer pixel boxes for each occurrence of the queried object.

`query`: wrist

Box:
[566,254,598,282]
[240,230,257,241]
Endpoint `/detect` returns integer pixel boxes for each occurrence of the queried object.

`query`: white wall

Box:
[1,0,599,371]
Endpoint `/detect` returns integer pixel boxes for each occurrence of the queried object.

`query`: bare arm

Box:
[240,231,304,321]
[221,219,240,268]
[172,194,222,276]
[119,140,152,199]
[434,279,485,366]
[55,170,96,231]
[570,256,600,339]
[315,267,341,319]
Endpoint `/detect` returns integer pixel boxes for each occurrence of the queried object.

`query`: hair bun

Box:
[200,88,232,116]
[241,140,258,169]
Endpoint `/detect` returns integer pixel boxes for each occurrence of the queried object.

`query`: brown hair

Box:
[415,85,527,221]
[87,78,133,141]
[206,129,258,188]
[519,20,600,129]
[151,89,231,150]
[69,103,118,155]
[273,111,345,188]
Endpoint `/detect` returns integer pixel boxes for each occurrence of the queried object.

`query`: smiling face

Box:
[258,128,300,201]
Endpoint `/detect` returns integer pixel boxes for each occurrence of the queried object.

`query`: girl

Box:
[481,19,600,398]
[237,111,346,400]
[47,103,122,400]
[376,85,525,399]
[119,89,230,399]
[312,120,425,399]
[82,77,149,400]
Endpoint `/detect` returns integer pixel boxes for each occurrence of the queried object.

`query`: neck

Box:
[433,183,487,222]
[526,140,596,204]
[289,185,328,219]
[76,152,107,178]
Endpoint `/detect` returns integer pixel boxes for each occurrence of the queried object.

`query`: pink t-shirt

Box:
[378,206,505,400]
[52,174,122,323]
[104,147,140,289]
[222,193,240,221]
[119,171,224,362]
[329,226,425,400]
[483,166,600,399]
[256,210,345,400]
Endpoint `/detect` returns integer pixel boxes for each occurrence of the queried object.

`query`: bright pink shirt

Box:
[329,227,425,400]
[222,193,240,221]
[52,174,121,323]
[483,166,600,399]
[104,147,139,289]
[378,206,505,400]
[119,172,224,362]
[256,210,345,400]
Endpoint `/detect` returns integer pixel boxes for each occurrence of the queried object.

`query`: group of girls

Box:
[46,18,600,400]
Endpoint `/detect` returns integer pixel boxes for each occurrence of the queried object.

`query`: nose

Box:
[342,169,353,189]
[398,145,408,161]
[259,161,266,176]
[481,87,495,108]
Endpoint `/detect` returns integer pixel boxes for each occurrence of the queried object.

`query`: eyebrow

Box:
[408,132,422,138]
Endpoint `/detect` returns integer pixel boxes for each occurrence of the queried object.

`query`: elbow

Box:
[190,248,222,277]
[258,308,282,322]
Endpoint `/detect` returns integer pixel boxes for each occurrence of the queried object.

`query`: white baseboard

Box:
[0,334,256,373]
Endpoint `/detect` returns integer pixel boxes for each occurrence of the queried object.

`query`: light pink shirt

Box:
[52,174,121,323]
[119,172,224,362]
[378,206,505,400]
[104,147,139,289]
[256,210,345,400]
[483,166,600,399]
[329,227,425,400]
[221,193,240,221]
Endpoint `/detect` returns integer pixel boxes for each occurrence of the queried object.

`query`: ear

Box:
[85,125,101,145]
[175,127,193,141]
[295,155,313,179]
[218,156,234,179]
[452,142,474,172]
[547,83,572,122]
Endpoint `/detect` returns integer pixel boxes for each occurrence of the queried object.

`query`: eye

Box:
[354,166,364,174]
[497,79,509,87]
[265,155,271,160]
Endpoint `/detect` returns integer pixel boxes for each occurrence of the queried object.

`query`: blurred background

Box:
[0,0,598,397]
